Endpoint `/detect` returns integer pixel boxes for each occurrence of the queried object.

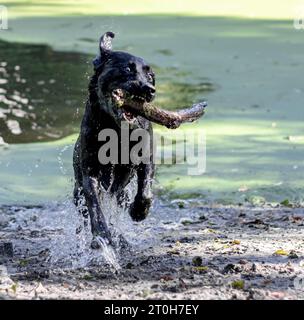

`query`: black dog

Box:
[73,32,156,247]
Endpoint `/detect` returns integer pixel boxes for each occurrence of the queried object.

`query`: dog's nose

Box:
[145,84,155,94]
[141,83,155,100]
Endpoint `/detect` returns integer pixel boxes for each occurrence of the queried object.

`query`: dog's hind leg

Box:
[82,176,112,247]
[73,138,89,222]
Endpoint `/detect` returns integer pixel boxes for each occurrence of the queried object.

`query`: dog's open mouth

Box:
[112,89,145,124]
[122,109,135,122]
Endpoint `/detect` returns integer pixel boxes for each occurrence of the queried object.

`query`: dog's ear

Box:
[99,31,115,54]
[93,31,115,71]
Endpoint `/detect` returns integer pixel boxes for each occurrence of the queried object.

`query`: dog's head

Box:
[93,32,155,127]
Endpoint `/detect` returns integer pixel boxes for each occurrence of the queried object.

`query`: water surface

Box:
[0,16,303,206]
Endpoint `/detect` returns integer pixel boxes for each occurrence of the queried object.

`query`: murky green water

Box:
[0,16,303,206]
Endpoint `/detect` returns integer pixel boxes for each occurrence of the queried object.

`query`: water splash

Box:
[46,198,123,271]
[57,144,73,175]
[91,236,121,271]
[1,175,202,272]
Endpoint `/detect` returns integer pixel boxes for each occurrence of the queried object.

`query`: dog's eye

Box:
[147,73,154,82]
[125,66,131,73]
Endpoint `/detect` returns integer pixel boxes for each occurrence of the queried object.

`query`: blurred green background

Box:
[0,0,303,206]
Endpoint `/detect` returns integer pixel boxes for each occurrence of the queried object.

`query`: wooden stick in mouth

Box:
[112,89,207,129]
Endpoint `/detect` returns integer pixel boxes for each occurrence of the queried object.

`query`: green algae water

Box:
[0,16,303,206]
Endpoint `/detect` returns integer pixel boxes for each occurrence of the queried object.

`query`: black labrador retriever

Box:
[73,32,155,247]
[73,32,206,248]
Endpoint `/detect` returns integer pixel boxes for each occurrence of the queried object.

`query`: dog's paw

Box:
[91,235,111,249]
[91,235,121,270]
[129,197,152,221]
[91,237,103,249]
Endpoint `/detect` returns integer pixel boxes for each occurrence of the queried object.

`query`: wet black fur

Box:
[73,32,156,246]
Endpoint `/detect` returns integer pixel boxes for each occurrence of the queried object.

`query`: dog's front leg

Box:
[129,163,154,221]
[82,176,112,247]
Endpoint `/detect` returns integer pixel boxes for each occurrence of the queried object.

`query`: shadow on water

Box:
[0,39,215,144]
[0,40,89,143]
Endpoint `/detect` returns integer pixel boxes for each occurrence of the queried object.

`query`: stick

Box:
[113,89,207,129]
